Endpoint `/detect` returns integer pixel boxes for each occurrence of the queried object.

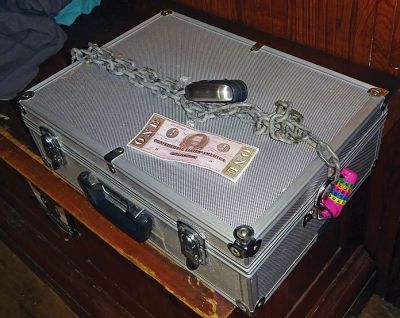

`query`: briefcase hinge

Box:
[177,221,207,270]
[228,225,262,259]
[250,42,263,52]
[40,127,66,170]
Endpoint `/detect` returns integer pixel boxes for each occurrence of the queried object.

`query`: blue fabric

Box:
[55,0,100,26]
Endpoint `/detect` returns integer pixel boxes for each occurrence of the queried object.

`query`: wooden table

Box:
[1,1,400,317]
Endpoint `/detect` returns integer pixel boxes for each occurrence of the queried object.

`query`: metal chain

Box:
[71,43,340,182]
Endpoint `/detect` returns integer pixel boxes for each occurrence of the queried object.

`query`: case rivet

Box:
[367,87,389,97]
[161,9,173,16]
[18,91,34,115]
[235,300,250,315]
[228,225,262,259]
[237,227,251,239]
[229,245,242,258]
[19,91,34,100]
[255,297,266,311]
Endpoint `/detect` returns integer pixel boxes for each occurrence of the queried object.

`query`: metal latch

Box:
[104,147,124,173]
[40,127,65,170]
[177,221,207,270]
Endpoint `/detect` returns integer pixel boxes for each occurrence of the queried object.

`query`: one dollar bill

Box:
[127,114,258,182]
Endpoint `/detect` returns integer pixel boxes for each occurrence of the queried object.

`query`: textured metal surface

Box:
[27,14,377,229]
[254,128,381,304]
[256,217,321,304]
[250,116,384,263]
[24,112,384,312]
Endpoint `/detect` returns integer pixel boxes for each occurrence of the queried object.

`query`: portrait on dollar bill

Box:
[180,133,209,151]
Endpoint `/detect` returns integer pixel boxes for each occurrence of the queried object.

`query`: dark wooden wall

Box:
[173,0,400,78]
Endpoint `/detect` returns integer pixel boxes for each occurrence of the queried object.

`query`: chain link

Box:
[71,43,341,182]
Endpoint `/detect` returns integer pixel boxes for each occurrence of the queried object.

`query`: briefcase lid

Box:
[24,12,384,240]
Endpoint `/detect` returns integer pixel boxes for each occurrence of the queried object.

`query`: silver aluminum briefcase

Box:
[19,11,387,314]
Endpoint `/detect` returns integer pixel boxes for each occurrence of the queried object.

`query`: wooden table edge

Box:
[0,126,235,318]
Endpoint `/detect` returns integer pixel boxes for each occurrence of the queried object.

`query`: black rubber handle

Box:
[78,171,152,242]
